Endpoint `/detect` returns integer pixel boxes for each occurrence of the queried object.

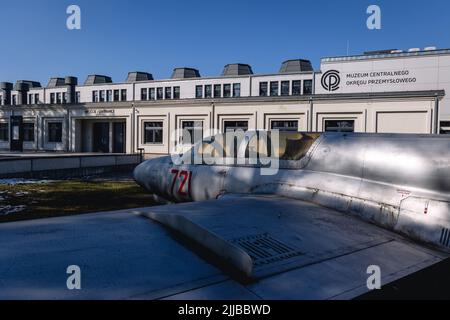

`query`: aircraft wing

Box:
[139,194,447,300]
[0,195,446,300]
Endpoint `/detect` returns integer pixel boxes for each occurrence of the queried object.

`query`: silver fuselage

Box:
[134,132,450,251]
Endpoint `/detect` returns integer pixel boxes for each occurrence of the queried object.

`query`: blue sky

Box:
[1,0,449,85]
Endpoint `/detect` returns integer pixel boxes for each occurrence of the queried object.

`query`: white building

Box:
[0,47,449,155]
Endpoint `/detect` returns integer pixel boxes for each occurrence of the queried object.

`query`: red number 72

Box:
[170,169,192,196]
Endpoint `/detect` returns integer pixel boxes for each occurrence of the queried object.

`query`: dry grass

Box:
[0,180,156,223]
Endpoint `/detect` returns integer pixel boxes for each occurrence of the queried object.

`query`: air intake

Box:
[171,68,201,79]
[126,72,154,83]
[221,64,253,76]
[84,75,113,85]
[279,59,313,73]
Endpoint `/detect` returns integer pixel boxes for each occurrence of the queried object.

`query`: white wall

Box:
[316,52,450,120]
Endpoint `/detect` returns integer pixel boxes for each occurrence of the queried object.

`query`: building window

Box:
[149,88,156,100]
[0,123,8,141]
[205,85,212,98]
[99,90,105,102]
[440,121,450,134]
[259,82,268,97]
[23,123,35,142]
[292,80,301,96]
[181,120,203,145]
[121,89,127,101]
[113,90,120,102]
[75,92,80,103]
[48,122,63,143]
[214,84,221,98]
[303,80,313,95]
[195,85,203,99]
[223,84,231,98]
[12,95,17,105]
[270,81,279,96]
[106,90,112,102]
[56,92,62,104]
[281,81,290,96]
[165,87,172,99]
[141,88,148,101]
[35,93,40,104]
[50,93,55,104]
[233,83,241,97]
[144,121,163,144]
[0,95,3,105]
[324,120,355,132]
[271,120,298,132]
[92,91,98,102]
[173,86,180,99]
[28,94,33,105]
[156,87,163,100]
[63,92,67,104]
[224,120,248,132]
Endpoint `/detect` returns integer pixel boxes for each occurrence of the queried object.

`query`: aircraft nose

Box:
[133,156,172,196]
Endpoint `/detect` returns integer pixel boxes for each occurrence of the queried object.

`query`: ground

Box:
[0,174,156,223]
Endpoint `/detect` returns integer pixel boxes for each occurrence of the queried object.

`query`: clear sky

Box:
[1,0,449,85]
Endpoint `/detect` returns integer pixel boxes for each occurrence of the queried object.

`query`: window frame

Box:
[270,81,279,96]
[292,80,301,96]
[165,87,172,100]
[113,90,120,102]
[0,122,9,142]
[259,82,268,97]
[181,120,204,145]
[141,88,148,101]
[121,89,127,101]
[303,79,313,95]
[143,121,164,145]
[233,83,241,97]
[92,91,98,102]
[47,122,63,143]
[149,88,156,100]
[23,122,35,142]
[214,84,222,98]
[204,85,212,98]
[281,81,290,96]
[173,86,180,99]
[156,87,163,100]
[195,85,203,99]
[223,84,231,98]
[270,120,299,132]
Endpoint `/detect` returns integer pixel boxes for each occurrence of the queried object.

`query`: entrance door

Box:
[10,116,23,152]
[93,122,110,153]
[113,122,125,153]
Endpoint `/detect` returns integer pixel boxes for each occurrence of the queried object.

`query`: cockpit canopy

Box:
[192,130,321,163]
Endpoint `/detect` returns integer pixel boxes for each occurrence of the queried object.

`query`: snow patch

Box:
[0,205,27,216]
[0,179,54,186]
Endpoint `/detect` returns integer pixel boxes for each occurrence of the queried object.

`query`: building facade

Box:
[0,47,448,155]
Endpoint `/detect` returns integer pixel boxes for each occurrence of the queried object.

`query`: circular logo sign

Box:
[321,70,340,92]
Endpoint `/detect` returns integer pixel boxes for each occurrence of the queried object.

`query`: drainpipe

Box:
[131,102,135,154]
[434,95,440,134]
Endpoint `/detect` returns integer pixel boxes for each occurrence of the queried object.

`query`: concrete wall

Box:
[0,95,438,154]
[0,154,141,178]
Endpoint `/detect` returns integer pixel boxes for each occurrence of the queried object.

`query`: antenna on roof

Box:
[346,40,350,56]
